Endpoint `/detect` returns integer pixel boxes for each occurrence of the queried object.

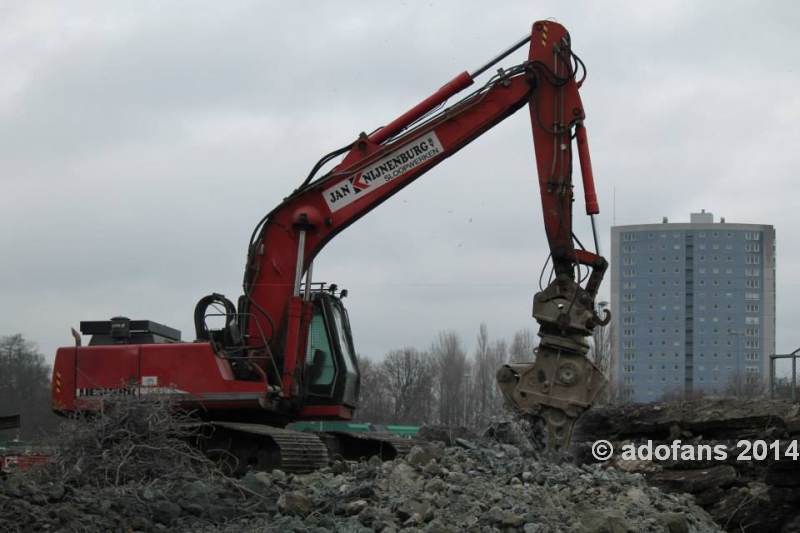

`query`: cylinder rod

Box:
[303,261,314,301]
[293,230,306,297]
[470,33,531,78]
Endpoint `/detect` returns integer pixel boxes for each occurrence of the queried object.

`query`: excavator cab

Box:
[302,289,360,410]
[195,286,360,413]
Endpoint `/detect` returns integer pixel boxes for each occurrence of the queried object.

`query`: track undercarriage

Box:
[201,423,414,475]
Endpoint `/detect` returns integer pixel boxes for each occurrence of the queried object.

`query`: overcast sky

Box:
[3,0,800,366]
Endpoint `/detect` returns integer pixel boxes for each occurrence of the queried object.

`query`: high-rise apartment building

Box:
[609,211,775,402]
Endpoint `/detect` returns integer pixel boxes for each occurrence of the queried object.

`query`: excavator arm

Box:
[51,20,608,469]
[231,21,609,457]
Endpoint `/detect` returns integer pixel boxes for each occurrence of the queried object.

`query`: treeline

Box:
[0,334,60,441]
[355,324,538,427]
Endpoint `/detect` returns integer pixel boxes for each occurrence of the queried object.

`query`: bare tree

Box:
[382,348,436,425]
[590,322,613,374]
[354,354,393,424]
[471,324,508,426]
[431,331,468,426]
[0,334,59,441]
[725,370,768,399]
[508,328,536,362]
[473,323,491,423]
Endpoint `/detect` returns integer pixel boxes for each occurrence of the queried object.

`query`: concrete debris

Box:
[0,423,723,532]
[573,398,800,533]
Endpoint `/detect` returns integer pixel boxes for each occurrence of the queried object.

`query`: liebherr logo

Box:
[323,133,444,212]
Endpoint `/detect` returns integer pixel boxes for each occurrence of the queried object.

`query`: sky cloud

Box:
[3,0,799,365]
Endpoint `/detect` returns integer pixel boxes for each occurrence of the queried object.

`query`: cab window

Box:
[306,312,335,387]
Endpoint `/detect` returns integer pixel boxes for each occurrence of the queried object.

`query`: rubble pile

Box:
[0,414,723,532]
[573,398,800,533]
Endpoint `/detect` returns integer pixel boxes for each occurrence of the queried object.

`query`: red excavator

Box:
[52,20,609,472]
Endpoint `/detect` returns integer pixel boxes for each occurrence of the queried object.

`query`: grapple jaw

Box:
[497,347,607,460]
[497,276,609,461]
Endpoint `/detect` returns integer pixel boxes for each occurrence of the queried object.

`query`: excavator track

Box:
[199,422,417,475]
[316,431,416,462]
[204,422,330,474]
[0,415,20,431]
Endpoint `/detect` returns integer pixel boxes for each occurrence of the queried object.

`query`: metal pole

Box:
[793,355,797,402]
[770,356,775,399]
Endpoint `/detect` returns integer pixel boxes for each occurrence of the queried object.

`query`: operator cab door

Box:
[304,293,360,408]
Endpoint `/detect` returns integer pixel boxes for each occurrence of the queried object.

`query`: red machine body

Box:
[52,21,608,462]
